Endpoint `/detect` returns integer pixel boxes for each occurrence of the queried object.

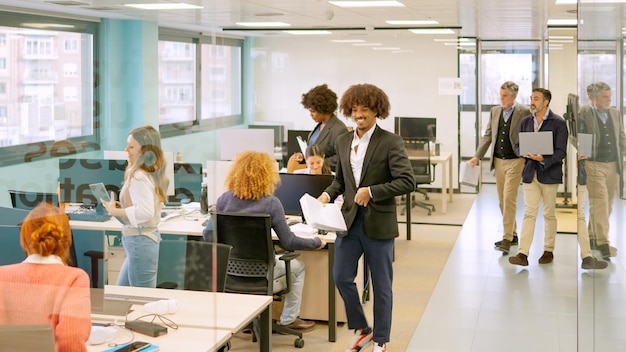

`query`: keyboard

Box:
[104,293,162,303]
[67,211,111,222]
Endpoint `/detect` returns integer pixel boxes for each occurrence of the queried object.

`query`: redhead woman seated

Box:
[0,203,91,352]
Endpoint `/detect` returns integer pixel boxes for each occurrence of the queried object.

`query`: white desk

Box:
[72,216,341,343]
[93,285,272,352]
[87,326,231,352]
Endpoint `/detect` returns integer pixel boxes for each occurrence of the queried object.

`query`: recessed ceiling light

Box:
[255,13,284,17]
[331,39,366,43]
[329,1,405,8]
[548,35,574,39]
[22,23,75,29]
[386,20,439,25]
[555,0,576,4]
[547,19,578,26]
[235,22,291,27]
[372,47,401,50]
[409,28,456,35]
[434,38,469,42]
[352,43,382,46]
[283,30,332,35]
[124,3,203,10]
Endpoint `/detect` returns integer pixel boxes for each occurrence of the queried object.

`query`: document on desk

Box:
[460,161,480,187]
[518,131,554,155]
[296,135,308,155]
[289,223,318,237]
[299,193,347,232]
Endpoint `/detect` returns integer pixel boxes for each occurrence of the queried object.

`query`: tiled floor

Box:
[408,184,626,352]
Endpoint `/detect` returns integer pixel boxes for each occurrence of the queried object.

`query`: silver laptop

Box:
[518,131,554,155]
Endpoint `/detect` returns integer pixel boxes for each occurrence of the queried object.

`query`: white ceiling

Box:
[0,0,587,40]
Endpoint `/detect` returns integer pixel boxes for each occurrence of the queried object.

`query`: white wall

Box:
[250,32,459,189]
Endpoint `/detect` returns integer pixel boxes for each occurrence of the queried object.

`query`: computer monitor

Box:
[58,158,126,205]
[168,162,204,203]
[394,117,437,142]
[287,130,310,158]
[9,190,59,210]
[248,124,285,148]
[274,173,334,216]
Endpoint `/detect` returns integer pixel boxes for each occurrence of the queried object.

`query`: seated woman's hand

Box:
[318,239,327,249]
[290,152,304,163]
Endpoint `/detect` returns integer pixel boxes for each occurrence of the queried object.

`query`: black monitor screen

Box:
[248,124,285,148]
[287,130,310,158]
[58,158,127,204]
[394,117,437,142]
[274,173,334,216]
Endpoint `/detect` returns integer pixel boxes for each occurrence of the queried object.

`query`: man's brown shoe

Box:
[495,235,518,247]
[283,318,315,332]
[509,253,528,266]
[538,251,554,264]
[495,239,511,254]
[581,256,608,270]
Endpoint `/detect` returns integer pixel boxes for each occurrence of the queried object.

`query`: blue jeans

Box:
[273,255,305,325]
[117,233,161,288]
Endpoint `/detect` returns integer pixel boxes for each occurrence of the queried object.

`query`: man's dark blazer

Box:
[578,105,626,175]
[324,125,414,240]
[474,102,531,170]
[308,114,348,171]
[515,110,568,184]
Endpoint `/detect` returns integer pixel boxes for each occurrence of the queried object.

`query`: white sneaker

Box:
[345,328,374,352]
[373,342,387,352]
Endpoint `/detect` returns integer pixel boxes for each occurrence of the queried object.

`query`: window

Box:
[158,31,243,137]
[0,12,98,166]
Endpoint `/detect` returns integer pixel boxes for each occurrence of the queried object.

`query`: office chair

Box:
[214,211,305,349]
[156,239,232,292]
[402,138,436,216]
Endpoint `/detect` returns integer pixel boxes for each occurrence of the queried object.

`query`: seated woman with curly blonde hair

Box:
[203,150,326,332]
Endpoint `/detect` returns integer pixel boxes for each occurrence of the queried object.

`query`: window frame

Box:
[158,29,244,138]
[0,11,99,166]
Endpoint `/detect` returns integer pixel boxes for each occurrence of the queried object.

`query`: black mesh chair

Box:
[402,138,436,216]
[156,239,232,292]
[214,211,305,349]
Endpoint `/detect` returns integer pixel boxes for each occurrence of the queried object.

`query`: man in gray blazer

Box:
[318,83,414,352]
[579,82,626,260]
[469,81,531,254]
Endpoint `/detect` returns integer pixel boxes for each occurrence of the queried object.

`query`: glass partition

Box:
[578,1,626,350]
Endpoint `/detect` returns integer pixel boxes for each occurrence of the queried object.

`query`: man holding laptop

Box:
[509,88,568,266]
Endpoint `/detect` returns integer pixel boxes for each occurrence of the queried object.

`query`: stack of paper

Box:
[289,223,318,237]
[299,193,347,232]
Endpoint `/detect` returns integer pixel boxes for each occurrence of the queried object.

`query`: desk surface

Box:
[100,285,271,332]
[86,326,231,352]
